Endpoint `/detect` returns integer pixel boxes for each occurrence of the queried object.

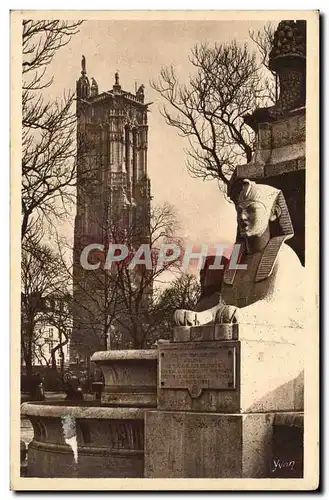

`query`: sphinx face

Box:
[236,201,270,238]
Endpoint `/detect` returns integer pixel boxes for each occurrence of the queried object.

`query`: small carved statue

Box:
[136,84,145,102]
[90,77,98,96]
[174,179,304,328]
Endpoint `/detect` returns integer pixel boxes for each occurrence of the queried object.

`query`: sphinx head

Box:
[235,180,286,239]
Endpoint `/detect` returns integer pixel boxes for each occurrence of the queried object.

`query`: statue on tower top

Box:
[77,54,90,99]
[81,55,86,75]
[113,71,121,92]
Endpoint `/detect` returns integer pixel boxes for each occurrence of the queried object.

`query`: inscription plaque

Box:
[159,347,236,398]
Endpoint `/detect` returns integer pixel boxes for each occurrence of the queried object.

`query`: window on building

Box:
[49,328,53,338]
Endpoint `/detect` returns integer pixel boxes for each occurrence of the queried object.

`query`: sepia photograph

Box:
[11,10,319,490]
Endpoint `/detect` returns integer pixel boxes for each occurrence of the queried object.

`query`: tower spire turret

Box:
[72,72,151,360]
[76,54,90,100]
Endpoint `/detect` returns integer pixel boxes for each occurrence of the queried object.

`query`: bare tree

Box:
[151,273,201,342]
[249,22,276,72]
[42,294,72,374]
[22,20,83,240]
[21,238,68,376]
[151,36,276,187]
[31,328,51,367]
[249,22,277,101]
[111,202,183,349]
[59,201,183,354]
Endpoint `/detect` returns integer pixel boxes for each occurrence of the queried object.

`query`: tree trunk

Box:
[131,328,145,349]
[51,329,68,371]
[59,344,65,380]
[24,351,33,377]
[22,323,34,377]
[51,349,58,370]
[86,356,91,378]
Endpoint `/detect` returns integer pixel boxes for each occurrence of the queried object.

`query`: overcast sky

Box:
[46,18,271,256]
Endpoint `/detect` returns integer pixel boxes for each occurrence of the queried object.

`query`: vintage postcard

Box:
[11,10,319,490]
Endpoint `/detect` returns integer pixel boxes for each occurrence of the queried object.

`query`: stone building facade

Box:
[70,57,151,362]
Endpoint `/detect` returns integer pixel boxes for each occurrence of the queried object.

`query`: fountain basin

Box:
[21,401,146,478]
[91,349,158,407]
[21,350,158,477]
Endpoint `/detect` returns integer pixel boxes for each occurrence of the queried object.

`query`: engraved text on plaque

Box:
[159,347,236,398]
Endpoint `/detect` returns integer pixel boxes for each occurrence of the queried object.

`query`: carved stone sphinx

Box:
[175,179,304,329]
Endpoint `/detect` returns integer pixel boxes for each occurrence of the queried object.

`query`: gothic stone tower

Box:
[71,56,151,362]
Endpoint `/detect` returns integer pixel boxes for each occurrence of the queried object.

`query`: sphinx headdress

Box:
[224,179,294,284]
[236,179,294,239]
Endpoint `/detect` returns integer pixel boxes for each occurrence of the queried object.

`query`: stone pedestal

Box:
[145,411,274,478]
[144,324,304,478]
[238,110,305,180]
